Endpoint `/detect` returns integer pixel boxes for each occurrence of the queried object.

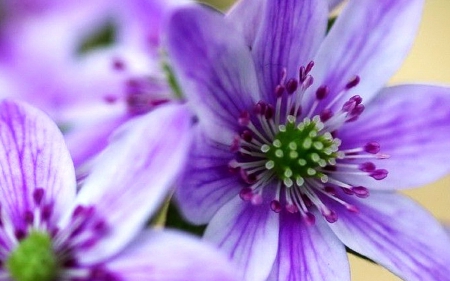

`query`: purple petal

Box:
[72,104,192,264]
[165,5,259,142]
[328,0,344,11]
[305,0,424,112]
[337,84,450,190]
[175,128,243,224]
[268,212,350,281]
[204,196,279,281]
[105,229,240,281]
[327,192,450,281]
[251,0,328,104]
[0,100,76,229]
[225,0,265,48]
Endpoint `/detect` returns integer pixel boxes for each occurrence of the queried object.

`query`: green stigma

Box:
[6,231,59,281]
[263,116,340,187]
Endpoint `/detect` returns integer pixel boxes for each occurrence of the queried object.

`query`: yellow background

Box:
[201,0,450,280]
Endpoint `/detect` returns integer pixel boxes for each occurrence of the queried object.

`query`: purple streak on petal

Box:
[72,104,192,264]
[268,212,349,281]
[251,0,327,104]
[327,192,450,281]
[0,100,76,228]
[105,230,240,281]
[165,5,259,143]
[337,84,450,190]
[204,196,279,281]
[306,0,424,113]
[175,128,244,225]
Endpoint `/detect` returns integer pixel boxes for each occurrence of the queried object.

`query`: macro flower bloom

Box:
[165,0,450,280]
[0,100,238,281]
[0,0,189,170]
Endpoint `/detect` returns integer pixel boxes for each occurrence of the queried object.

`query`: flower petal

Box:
[0,100,75,229]
[175,128,242,224]
[165,5,259,143]
[225,0,265,48]
[328,0,343,11]
[72,104,192,264]
[105,229,240,281]
[305,0,424,112]
[204,196,279,281]
[251,0,328,104]
[337,84,450,190]
[268,212,350,281]
[327,192,450,281]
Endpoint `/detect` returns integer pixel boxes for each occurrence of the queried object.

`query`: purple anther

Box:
[299,66,306,83]
[323,209,338,223]
[315,86,329,100]
[303,75,314,88]
[304,212,316,225]
[342,100,355,112]
[350,95,363,104]
[352,186,370,198]
[305,61,315,74]
[24,211,34,224]
[320,109,334,122]
[103,95,118,104]
[324,185,337,196]
[33,188,45,205]
[359,162,376,172]
[238,111,250,126]
[112,58,125,71]
[241,130,253,142]
[345,75,360,89]
[275,85,285,97]
[302,194,313,208]
[230,136,240,153]
[94,220,108,233]
[364,142,380,154]
[239,187,253,201]
[79,237,98,249]
[351,104,365,116]
[370,169,388,180]
[254,101,267,115]
[286,78,298,94]
[242,170,257,184]
[15,229,26,240]
[72,205,86,218]
[270,200,282,213]
[341,187,354,195]
[265,104,274,119]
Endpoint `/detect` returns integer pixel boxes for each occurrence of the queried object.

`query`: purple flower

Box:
[165,1,450,280]
[0,99,238,281]
[0,0,190,170]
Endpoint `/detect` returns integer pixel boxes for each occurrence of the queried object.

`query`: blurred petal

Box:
[337,84,450,190]
[176,128,242,224]
[251,0,327,104]
[106,230,239,281]
[72,104,192,264]
[166,5,259,143]
[328,192,450,281]
[306,0,424,112]
[0,100,75,228]
[205,196,279,281]
[268,212,349,281]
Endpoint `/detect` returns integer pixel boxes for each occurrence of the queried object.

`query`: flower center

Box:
[230,62,389,224]
[263,115,340,187]
[6,231,58,281]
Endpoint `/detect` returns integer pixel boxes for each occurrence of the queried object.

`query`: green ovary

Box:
[263,117,339,186]
[6,231,59,281]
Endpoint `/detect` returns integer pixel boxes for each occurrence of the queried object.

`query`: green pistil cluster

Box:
[262,116,340,187]
[6,231,59,281]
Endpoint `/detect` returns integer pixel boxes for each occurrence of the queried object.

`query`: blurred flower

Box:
[0,0,189,172]
[165,0,450,280]
[0,100,238,281]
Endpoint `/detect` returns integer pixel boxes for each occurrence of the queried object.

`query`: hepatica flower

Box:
[0,100,238,281]
[0,0,190,169]
[166,0,450,280]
